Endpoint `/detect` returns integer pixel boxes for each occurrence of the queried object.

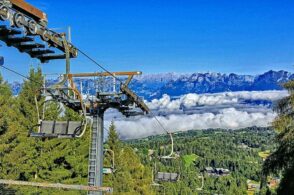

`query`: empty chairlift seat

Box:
[156,172,180,182]
[30,120,83,138]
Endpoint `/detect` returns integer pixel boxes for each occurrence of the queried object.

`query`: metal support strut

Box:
[88,108,105,195]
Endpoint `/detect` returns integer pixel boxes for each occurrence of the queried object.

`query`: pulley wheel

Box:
[41,29,50,42]
[28,20,38,34]
[52,33,60,47]
[13,13,24,28]
[0,5,9,21]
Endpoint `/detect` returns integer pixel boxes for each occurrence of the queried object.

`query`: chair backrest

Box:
[40,121,82,135]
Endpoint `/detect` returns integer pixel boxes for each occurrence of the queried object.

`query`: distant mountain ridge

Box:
[10,70,293,100]
[151,70,293,99]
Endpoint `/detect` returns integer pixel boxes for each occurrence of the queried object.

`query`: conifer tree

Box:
[0,73,12,136]
[262,80,294,194]
[0,73,12,97]
[104,121,155,194]
[0,72,24,194]
[107,121,120,152]
[18,67,43,127]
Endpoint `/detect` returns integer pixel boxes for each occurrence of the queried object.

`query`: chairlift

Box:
[103,149,115,174]
[160,132,179,159]
[156,172,180,182]
[29,88,88,138]
[29,34,88,138]
[150,132,181,187]
[196,173,204,191]
[151,167,166,195]
[152,162,180,183]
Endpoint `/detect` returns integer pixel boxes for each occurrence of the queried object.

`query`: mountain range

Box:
[149,70,293,99]
[10,70,293,100]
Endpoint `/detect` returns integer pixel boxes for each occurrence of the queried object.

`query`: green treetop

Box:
[262,80,294,194]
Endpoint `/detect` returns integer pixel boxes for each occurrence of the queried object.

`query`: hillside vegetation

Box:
[128,127,275,194]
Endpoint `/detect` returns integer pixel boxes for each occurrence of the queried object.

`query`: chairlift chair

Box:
[156,172,180,182]
[150,132,181,186]
[29,34,88,138]
[151,170,166,195]
[196,174,204,191]
[103,149,115,174]
[29,87,88,138]
[30,120,85,138]
[160,132,179,159]
[152,162,180,184]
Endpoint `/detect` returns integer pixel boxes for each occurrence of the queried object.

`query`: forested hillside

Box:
[128,127,276,194]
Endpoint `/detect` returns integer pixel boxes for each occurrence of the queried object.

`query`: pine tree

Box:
[0,72,25,194]
[104,121,155,195]
[18,67,43,128]
[107,121,120,152]
[0,73,12,97]
[262,80,294,194]
[0,73,12,136]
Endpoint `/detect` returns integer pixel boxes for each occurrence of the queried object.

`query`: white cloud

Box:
[104,90,287,139]
[225,90,288,101]
[146,90,288,111]
[106,108,277,139]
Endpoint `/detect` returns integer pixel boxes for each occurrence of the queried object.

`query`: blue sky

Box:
[1,0,294,81]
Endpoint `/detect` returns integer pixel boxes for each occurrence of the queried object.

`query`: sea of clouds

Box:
[146,90,288,111]
[105,90,288,139]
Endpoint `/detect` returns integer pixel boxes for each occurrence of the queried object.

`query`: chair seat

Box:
[30,120,83,138]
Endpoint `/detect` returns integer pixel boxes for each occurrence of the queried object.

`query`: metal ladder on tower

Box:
[88,117,98,193]
[88,75,98,189]
[87,74,105,195]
